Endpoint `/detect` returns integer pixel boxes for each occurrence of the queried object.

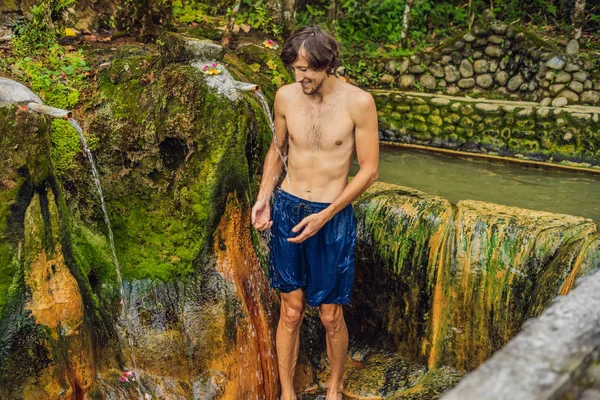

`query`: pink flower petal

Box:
[212,63,216,67]
[120,376,128,382]
[120,299,124,305]
[145,394,152,400]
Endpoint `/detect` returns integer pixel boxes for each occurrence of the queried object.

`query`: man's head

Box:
[280,25,341,95]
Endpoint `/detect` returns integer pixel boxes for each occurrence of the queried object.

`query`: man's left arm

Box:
[288,91,379,243]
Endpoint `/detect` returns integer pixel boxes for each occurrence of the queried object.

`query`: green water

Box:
[351,146,600,226]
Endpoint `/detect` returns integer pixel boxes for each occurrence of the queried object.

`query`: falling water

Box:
[253,90,291,184]
[68,118,146,399]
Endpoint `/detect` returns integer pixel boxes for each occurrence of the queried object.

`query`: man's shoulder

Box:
[345,86,375,121]
[275,83,299,101]
[345,85,374,108]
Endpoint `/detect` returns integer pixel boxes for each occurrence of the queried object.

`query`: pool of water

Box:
[350,146,600,226]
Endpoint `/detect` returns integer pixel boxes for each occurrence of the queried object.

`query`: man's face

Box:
[292,49,328,96]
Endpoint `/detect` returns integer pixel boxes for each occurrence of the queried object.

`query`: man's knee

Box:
[280,291,305,330]
[319,304,345,334]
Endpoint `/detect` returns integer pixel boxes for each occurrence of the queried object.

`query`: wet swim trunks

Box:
[269,188,356,307]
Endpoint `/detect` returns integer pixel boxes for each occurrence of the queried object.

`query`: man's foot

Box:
[325,389,342,400]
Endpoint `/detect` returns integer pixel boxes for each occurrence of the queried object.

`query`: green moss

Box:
[50,119,81,176]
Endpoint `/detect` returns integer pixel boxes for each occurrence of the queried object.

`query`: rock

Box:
[452,53,463,65]
[475,103,500,113]
[566,39,579,55]
[517,108,534,117]
[422,53,432,65]
[399,74,416,89]
[441,55,452,65]
[495,71,509,86]
[447,85,460,95]
[581,91,600,104]
[420,74,437,90]
[476,74,494,89]
[463,33,476,42]
[573,71,588,82]
[584,80,593,90]
[555,72,572,84]
[563,131,573,141]
[410,54,422,64]
[380,74,395,85]
[514,32,525,42]
[540,79,550,88]
[445,65,460,83]
[475,38,489,48]
[499,58,508,70]
[473,25,488,36]
[490,23,508,35]
[552,97,568,107]
[571,113,591,121]
[536,107,550,118]
[473,59,489,74]
[160,32,225,62]
[428,115,443,126]
[558,89,579,103]
[569,81,584,94]
[399,59,410,74]
[549,84,566,96]
[546,56,565,70]
[484,45,503,58]
[489,60,498,73]
[564,63,581,72]
[459,59,474,78]
[429,64,445,78]
[385,60,398,73]
[458,78,476,89]
[430,97,451,106]
[540,97,552,106]
[454,40,465,51]
[489,35,503,44]
[507,74,524,92]
[409,65,425,74]
[545,71,556,80]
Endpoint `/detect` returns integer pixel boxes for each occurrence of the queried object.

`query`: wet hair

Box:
[280,25,341,75]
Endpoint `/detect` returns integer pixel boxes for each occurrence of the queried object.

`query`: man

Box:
[251,25,379,400]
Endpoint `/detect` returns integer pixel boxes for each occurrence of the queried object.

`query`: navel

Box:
[290,134,295,141]
[335,140,342,145]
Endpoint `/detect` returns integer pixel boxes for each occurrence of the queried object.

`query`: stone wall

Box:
[374,13,600,107]
[374,90,600,167]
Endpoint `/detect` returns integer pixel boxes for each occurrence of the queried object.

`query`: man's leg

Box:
[277,288,306,400]
[319,303,348,400]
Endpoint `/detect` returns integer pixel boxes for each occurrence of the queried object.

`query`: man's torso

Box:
[280,80,360,203]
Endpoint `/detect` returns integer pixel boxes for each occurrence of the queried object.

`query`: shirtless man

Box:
[251,25,379,400]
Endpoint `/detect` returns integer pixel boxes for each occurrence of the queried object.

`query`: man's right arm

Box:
[252,86,289,230]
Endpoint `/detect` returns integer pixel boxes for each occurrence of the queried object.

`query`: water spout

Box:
[232,81,261,92]
[26,102,73,119]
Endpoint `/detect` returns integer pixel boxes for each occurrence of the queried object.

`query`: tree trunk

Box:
[573,0,586,40]
[328,0,337,25]
[221,0,242,48]
[400,0,413,48]
[282,0,296,39]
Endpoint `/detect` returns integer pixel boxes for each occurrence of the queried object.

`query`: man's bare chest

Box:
[285,104,354,150]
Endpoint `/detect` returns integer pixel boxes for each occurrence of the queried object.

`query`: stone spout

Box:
[232,80,261,92]
[26,102,73,119]
[0,77,42,104]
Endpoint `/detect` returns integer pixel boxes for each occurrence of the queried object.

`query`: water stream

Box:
[67,118,146,399]
[253,90,291,184]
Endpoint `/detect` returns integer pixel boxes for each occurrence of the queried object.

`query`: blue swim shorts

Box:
[269,188,356,307]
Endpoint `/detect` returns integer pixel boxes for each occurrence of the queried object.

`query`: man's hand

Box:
[287,210,331,244]
[251,199,272,231]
